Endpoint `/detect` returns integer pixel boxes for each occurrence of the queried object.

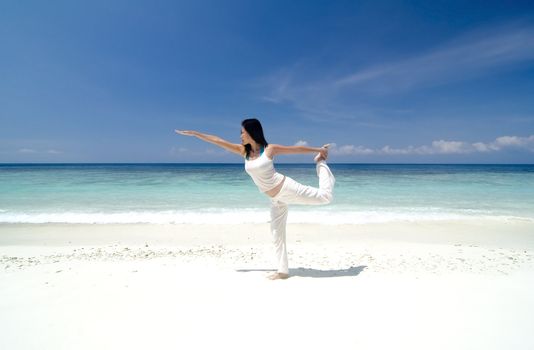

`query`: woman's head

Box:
[241,118,268,156]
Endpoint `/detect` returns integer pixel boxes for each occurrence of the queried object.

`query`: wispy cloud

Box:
[17,148,37,154]
[334,24,534,93]
[297,135,534,156]
[16,148,63,155]
[258,22,534,119]
[169,146,189,156]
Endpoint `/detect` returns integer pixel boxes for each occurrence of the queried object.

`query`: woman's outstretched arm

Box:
[175,130,245,156]
[266,144,329,158]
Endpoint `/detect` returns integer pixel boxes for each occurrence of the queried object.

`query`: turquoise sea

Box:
[1,163,533,224]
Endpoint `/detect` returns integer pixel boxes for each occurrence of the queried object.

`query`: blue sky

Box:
[1,0,534,163]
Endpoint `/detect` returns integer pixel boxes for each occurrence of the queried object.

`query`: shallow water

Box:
[1,163,533,224]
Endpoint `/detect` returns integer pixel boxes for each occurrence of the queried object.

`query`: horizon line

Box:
[1,162,534,166]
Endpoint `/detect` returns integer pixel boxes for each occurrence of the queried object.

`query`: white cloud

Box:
[472,142,495,152]
[374,143,464,156]
[495,135,534,148]
[474,135,534,152]
[334,144,374,155]
[430,140,471,154]
[496,136,523,147]
[330,135,534,156]
[294,140,309,146]
[380,145,416,155]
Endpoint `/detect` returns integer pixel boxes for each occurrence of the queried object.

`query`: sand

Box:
[1,221,534,349]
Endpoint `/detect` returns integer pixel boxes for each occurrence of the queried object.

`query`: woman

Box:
[175,118,335,280]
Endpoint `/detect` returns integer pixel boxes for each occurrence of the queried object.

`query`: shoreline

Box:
[2,220,534,247]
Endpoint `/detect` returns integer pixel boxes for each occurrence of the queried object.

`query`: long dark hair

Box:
[242,118,268,158]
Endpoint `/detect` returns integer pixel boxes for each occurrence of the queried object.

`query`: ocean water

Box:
[1,163,533,225]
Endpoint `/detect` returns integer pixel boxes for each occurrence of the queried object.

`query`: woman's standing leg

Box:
[270,199,289,277]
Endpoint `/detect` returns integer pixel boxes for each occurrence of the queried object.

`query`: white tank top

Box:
[244,149,284,193]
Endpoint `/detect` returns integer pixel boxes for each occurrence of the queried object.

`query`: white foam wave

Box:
[0,210,267,225]
[0,209,531,225]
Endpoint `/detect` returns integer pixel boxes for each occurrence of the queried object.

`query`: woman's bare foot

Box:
[314,144,330,163]
[267,272,289,280]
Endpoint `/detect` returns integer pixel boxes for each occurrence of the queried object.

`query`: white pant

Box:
[269,161,335,274]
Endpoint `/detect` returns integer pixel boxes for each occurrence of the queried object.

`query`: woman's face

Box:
[240,127,253,145]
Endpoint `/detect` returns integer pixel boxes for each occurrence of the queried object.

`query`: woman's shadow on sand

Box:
[236,265,367,278]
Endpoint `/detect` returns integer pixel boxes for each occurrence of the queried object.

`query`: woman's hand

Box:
[318,144,329,159]
[175,130,197,136]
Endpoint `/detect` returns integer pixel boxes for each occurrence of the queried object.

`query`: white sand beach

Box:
[1,221,534,349]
